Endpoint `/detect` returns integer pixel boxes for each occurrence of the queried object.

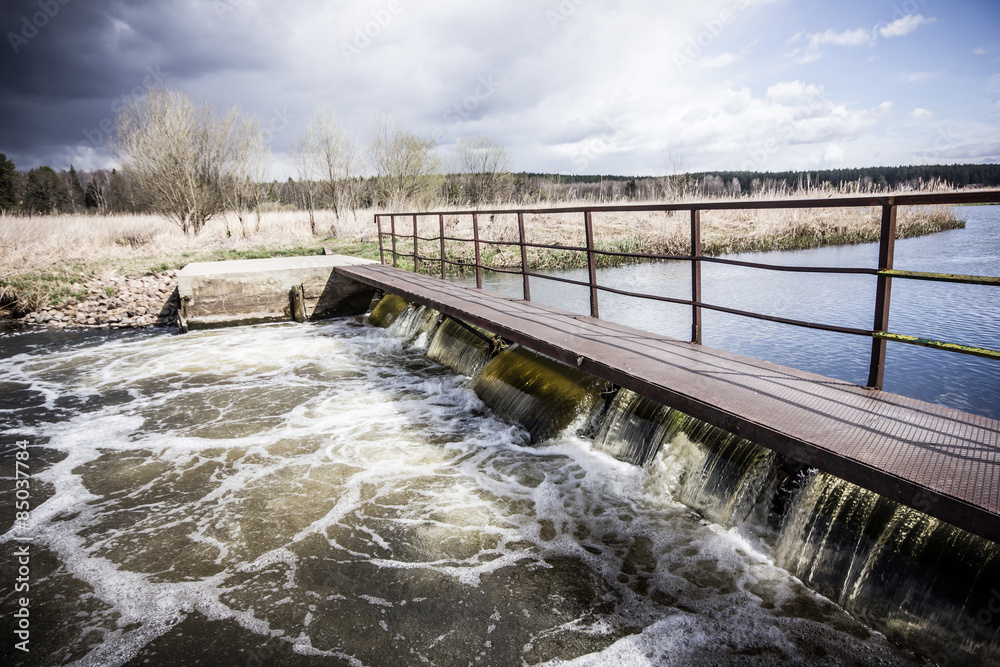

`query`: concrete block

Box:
[177,254,377,331]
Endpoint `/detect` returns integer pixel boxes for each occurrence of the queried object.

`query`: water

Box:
[1,319,929,666]
[458,205,1000,419]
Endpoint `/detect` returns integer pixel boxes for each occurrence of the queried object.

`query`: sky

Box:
[1,0,998,179]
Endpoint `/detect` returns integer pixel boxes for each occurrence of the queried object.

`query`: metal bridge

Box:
[338,190,1000,543]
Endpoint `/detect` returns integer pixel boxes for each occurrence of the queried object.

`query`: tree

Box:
[84,169,111,211]
[66,165,85,210]
[294,108,363,229]
[366,114,440,208]
[23,166,71,214]
[661,147,690,200]
[109,85,262,234]
[0,153,19,212]
[454,136,512,204]
[223,115,270,239]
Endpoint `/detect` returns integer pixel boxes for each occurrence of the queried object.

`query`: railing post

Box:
[472,213,483,289]
[690,209,702,344]
[376,214,385,265]
[390,215,398,268]
[868,202,897,388]
[439,214,446,280]
[517,212,530,301]
[585,211,599,318]
[412,214,419,275]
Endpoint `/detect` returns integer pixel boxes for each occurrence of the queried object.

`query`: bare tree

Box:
[367,114,440,208]
[225,116,270,239]
[293,108,363,234]
[454,136,512,204]
[661,147,690,200]
[109,85,261,234]
[289,149,318,235]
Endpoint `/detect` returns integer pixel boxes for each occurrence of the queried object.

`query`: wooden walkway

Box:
[337,264,1000,544]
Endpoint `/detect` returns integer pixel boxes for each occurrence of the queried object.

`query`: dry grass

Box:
[0,208,381,314]
[0,208,379,275]
[398,190,966,273]
[0,188,968,314]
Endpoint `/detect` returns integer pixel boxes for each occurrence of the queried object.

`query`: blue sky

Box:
[1,0,997,178]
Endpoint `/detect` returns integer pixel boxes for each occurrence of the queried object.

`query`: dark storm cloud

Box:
[1,1,995,176]
[0,0,278,169]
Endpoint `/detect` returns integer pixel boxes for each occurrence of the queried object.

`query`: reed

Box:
[0,187,968,314]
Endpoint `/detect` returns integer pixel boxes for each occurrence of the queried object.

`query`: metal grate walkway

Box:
[337,263,1000,544]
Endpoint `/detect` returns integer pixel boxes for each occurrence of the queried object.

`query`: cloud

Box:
[974,47,987,56]
[908,108,933,119]
[809,27,874,48]
[878,14,936,39]
[899,71,943,84]
[766,80,824,102]
[822,143,845,165]
[698,52,742,69]
[792,14,935,64]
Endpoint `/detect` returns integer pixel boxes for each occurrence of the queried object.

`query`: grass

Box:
[394,193,966,275]
[0,209,381,315]
[0,187,970,315]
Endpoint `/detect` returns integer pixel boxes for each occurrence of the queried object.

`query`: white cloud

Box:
[900,71,942,84]
[878,14,936,39]
[908,108,933,119]
[792,14,935,65]
[794,26,874,63]
[809,27,874,48]
[822,143,845,165]
[766,80,824,102]
[974,47,987,56]
[698,52,741,69]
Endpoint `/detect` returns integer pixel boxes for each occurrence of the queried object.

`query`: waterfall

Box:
[428,317,494,378]
[469,345,608,443]
[593,388,677,466]
[596,389,779,527]
[775,472,1000,665]
[387,303,442,345]
[366,295,1000,663]
[368,293,409,328]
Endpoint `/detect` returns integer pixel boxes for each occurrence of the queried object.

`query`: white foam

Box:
[0,320,926,666]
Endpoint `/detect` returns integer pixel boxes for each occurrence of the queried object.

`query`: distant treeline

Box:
[541,163,1000,191]
[2,152,998,218]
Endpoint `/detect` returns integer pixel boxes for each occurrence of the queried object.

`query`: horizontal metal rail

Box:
[375,190,1000,387]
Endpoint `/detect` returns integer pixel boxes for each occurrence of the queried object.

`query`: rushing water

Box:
[458,205,1000,419]
[2,317,936,666]
[1,206,997,665]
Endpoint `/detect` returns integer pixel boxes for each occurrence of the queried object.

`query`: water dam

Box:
[3,198,999,665]
[1,299,997,665]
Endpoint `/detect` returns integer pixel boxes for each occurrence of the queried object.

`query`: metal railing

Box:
[375,190,1000,389]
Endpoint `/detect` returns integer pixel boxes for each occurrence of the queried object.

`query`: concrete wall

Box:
[177,255,377,331]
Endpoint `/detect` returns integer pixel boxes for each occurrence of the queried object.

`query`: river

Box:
[0,206,996,665]
[458,204,1000,419]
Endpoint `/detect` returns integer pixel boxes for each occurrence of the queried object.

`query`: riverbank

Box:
[428,201,965,272]
[0,198,967,329]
